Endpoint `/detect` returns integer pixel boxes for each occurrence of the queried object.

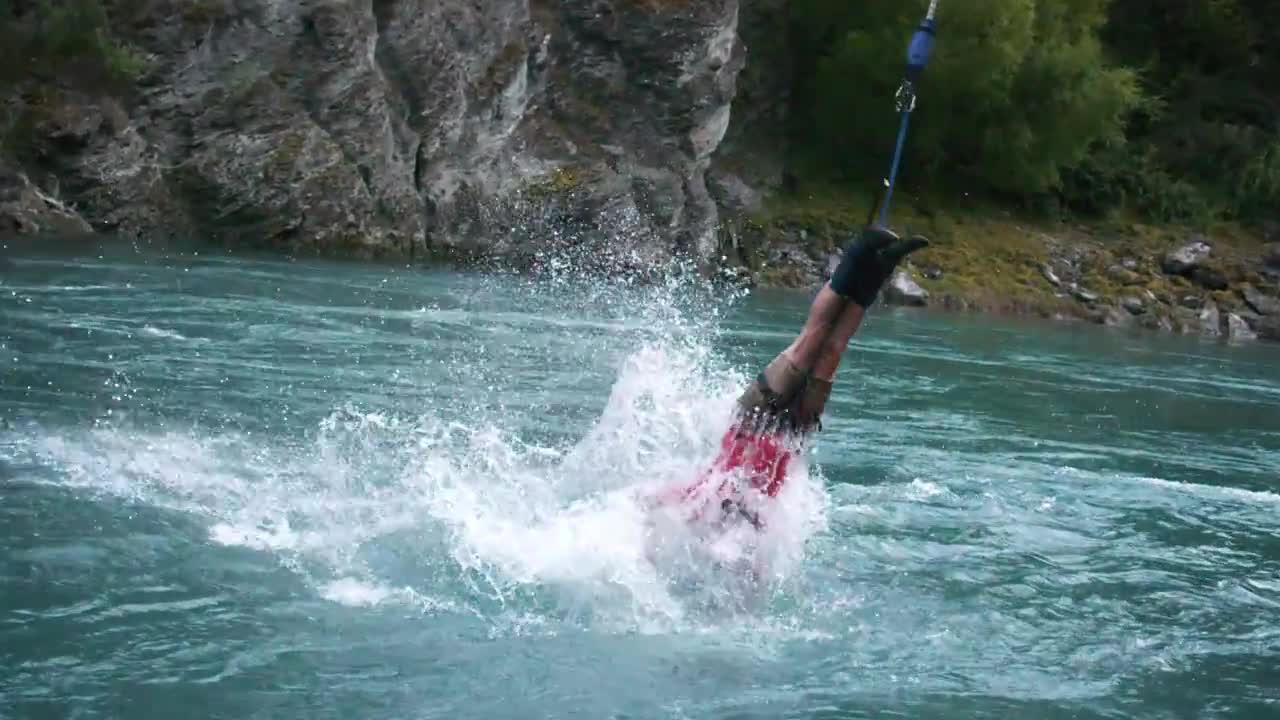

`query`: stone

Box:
[1121,257,1139,271]
[0,167,93,238]
[1041,264,1063,287]
[1140,313,1175,333]
[825,253,842,279]
[1190,265,1230,291]
[1199,301,1222,337]
[1107,264,1143,286]
[1162,236,1212,276]
[1103,306,1133,328]
[1072,285,1099,304]
[1264,242,1280,269]
[882,270,929,307]
[1121,296,1146,315]
[1179,294,1205,310]
[1225,314,1257,341]
[707,169,762,214]
[1257,314,1280,342]
[921,264,943,280]
[1241,285,1279,315]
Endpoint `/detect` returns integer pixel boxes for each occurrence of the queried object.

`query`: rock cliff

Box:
[2,0,745,267]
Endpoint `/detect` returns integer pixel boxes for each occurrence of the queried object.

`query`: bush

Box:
[0,0,146,92]
[793,0,1141,198]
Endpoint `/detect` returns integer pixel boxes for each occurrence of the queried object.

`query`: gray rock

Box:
[1179,295,1205,310]
[1072,285,1099,304]
[1257,314,1280,342]
[1225,313,1257,341]
[1121,296,1146,315]
[1104,306,1133,328]
[825,253,842,279]
[1121,257,1139,271]
[1140,313,1175,333]
[1241,285,1279,315]
[3,0,748,262]
[1264,242,1280,269]
[1162,236,1212,275]
[1237,309,1263,330]
[1172,307,1201,334]
[0,167,93,238]
[1191,265,1229,290]
[1199,301,1222,337]
[883,270,929,307]
[921,264,943,280]
[1041,263,1063,287]
[707,169,761,214]
[1107,264,1142,286]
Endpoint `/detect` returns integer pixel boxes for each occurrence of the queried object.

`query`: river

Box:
[2,245,1278,719]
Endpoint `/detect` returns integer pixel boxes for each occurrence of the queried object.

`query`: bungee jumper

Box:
[643,1,941,533]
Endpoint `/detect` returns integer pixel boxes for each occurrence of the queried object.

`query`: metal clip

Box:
[895,80,917,113]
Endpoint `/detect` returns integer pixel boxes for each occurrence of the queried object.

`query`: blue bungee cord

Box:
[876,0,940,227]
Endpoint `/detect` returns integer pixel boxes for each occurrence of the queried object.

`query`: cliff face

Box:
[2,0,744,266]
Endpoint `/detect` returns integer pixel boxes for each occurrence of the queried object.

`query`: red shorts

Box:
[648,424,794,528]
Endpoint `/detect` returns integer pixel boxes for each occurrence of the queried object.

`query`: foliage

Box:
[0,0,146,92]
[791,0,1140,198]
[784,0,1279,225]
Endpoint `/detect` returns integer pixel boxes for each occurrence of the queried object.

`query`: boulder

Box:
[1257,314,1280,342]
[1121,296,1146,315]
[1140,313,1175,333]
[0,167,93,238]
[1199,301,1222,337]
[883,270,929,307]
[1072,285,1099,304]
[1107,264,1143,286]
[707,169,762,214]
[1225,313,1257,342]
[1103,306,1133,328]
[920,264,943,280]
[1041,263,1063,287]
[1264,242,1280,270]
[1162,236,1211,276]
[1241,285,1279,316]
[1179,294,1205,310]
[1190,265,1230,291]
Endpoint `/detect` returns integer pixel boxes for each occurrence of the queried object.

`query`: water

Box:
[2,244,1278,719]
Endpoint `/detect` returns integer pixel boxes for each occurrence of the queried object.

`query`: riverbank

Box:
[725,185,1280,343]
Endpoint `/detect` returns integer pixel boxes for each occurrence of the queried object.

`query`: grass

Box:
[744,180,1270,324]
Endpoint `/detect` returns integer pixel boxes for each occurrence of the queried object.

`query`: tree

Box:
[791,0,1141,198]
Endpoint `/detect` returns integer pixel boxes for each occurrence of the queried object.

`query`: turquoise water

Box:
[2,245,1279,719]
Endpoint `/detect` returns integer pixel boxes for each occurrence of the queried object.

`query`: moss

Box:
[525,166,585,197]
[266,132,307,181]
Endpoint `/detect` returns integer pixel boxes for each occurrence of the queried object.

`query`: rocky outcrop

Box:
[1241,285,1279,316]
[1264,243,1280,270]
[0,166,93,238]
[1226,313,1257,341]
[4,0,746,263]
[1162,236,1212,275]
[883,270,928,307]
[1198,301,1222,337]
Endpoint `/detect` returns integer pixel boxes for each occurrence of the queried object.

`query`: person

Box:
[644,224,929,531]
